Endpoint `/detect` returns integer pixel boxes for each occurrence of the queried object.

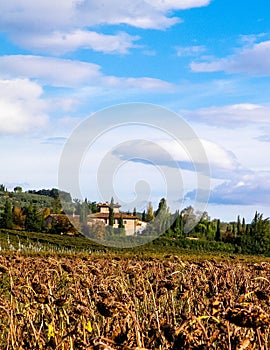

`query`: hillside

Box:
[0,186,269,256]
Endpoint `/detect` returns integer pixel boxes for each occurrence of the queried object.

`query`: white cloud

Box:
[209,172,270,205]
[190,40,270,76]
[145,0,210,10]
[0,79,48,134]
[14,30,139,55]
[239,33,267,45]
[0,0,173,31]
[112,138,244,179]
[0,55,173,91]
[0,55,101,87]
[176,45,205,57]
[181,103,270,127]
[42,137,67,145]
[0,0,212,45]
[100,76,173,90]
[161,139,241,176]
[0,1,72,33]
[200,139,243,178]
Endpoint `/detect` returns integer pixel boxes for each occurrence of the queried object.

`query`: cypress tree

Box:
[1,199,13,229]
[242,218,246,234]
[237,215,241,236]
[118,215,125,228]
[215,219,221,241]
[172,210,182,236]
[232,223,236,237]
[142,210,146,222]
[109,197,114,226]
[80,198,89,224]
[146,202,154,222]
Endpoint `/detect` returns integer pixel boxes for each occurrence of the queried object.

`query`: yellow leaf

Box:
[85,320,93,333]
[47,323,55,340]
[197,315,211,320]
[244,291,254,298]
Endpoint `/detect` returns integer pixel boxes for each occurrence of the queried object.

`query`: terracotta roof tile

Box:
[88,213,136,220]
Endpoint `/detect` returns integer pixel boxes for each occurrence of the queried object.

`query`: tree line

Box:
[0,186,269,255]
[139,198,270,255]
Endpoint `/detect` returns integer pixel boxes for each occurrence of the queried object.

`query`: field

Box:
[0,252,269,349]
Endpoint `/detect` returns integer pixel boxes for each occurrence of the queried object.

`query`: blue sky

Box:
[1,0,270,222]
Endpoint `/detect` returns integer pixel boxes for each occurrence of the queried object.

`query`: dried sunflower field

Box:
[0,254,269,349]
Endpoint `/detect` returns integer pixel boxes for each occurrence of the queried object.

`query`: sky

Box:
[0,0,270,222]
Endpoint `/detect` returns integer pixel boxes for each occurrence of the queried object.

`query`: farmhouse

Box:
[87,202,145,236]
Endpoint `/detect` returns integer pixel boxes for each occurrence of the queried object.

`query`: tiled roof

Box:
[88,213,136,220]
[97,202,121,208]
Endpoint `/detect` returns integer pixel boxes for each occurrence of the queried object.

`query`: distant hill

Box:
[0,187,72,212]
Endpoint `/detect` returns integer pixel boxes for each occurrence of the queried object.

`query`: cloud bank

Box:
[191,40,270,76]
[0,79,48,134]
[0,55,173,90]
[112,138,244,180]
[0,0,211,54]
[181,103,270,128]
[112,137,270,206]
